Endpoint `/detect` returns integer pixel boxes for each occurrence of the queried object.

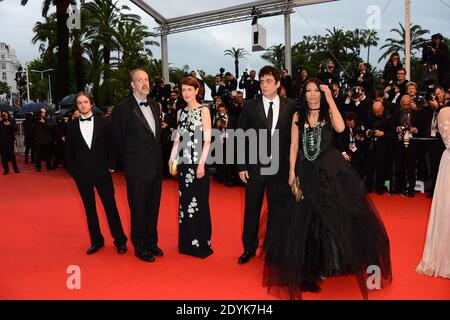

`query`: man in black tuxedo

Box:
[65,92,127,255]
[111,68,163,263]
[211,74,226,99]
[236,66,296,264]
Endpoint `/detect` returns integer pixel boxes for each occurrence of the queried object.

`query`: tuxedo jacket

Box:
[237,96,296,177]
[111,95,162,181]
[64,115,116,179]
[211,84,226,98]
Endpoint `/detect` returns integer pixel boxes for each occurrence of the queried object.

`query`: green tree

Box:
[261,44,285,70]
[379,23,430,62]
[0,81,11,96]
[20,0,72,103]
[224,47,249,79]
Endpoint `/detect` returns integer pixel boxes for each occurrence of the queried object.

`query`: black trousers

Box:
[74,172,127,247]
[393,141,417,193]
[0,143,18,172]
[35,143,52,170]
[53,143,65,168]
[365,142,390,193]
[24,141,34,164]
[242,172,277,252]
[125,174,162,252]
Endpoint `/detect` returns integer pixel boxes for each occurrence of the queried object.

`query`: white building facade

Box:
[0,42,21,97]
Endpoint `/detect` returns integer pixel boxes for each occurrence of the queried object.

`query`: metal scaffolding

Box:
[131,0,338,82]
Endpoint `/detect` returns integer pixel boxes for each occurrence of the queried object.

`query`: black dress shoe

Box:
[150,247,164,257]
[2,171,8,175]
[238,251,256,264]
[408,190,415,198]
[135,251,155,262]
[86,244,104,255]
[117,244,127,254]
[14,169,20,173]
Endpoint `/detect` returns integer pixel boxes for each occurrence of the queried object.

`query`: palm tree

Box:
[114,21,158,65]
[32,14,57,62]
[224,47,249,79]
[261,44,285,70]
[83,0,142,105]
[19,0,73,103]
[362,29,380,63]
[378,23,429,62]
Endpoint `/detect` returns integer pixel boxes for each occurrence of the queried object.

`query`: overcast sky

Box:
[0,0,449,76]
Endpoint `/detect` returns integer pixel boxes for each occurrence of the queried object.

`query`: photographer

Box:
[0,111,20,174]
[22,112,35,164]
[420,86,447,198]
[338,112,366,177]
[318,59,339,87]
[422,33,450,88]
[352,62,375,99]
[382,52,403,86]
[345,86,372,126]
[224,72,237,93]
[214,103,237,187]
[383,67,409,107]
[392,95,421,197]
[365,100,395,194]
[280,68,295,99]
[238,69,260,101]
[33,108,54,172]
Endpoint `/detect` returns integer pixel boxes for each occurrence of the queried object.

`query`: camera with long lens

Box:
[241,69,250,81]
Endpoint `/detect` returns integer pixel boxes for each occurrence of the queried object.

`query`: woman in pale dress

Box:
[416,107,450,279]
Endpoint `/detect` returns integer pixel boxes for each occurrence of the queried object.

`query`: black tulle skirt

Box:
[263,148,392,299]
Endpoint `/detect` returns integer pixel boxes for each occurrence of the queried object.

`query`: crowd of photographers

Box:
[1,33,449,198]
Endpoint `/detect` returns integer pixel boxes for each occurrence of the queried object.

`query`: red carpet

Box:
[0,156,448,300]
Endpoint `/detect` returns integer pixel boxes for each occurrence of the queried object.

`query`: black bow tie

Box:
[140,101,150,107]
[80,115,93,122]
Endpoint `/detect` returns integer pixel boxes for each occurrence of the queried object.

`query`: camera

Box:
[366,129,376,139]
[351,87,363,99]
[242,69,250,81]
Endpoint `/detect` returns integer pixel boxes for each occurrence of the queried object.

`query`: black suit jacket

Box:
[237,96,296,177]
[111,95,162,181]
[64,115,116,179]
[211,84,226,98]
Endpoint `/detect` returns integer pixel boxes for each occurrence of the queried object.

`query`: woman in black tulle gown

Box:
[263,78,392,299]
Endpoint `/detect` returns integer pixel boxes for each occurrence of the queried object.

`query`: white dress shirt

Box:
[79,112,94,149]
[134,94,156,134]
[262,95,280,136]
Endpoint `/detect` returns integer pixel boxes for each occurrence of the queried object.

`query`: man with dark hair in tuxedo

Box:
[65,92,127,255]
[236,65,296,264]
[111,68,163,263]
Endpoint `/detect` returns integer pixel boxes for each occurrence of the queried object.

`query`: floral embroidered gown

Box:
[176,106,213,258]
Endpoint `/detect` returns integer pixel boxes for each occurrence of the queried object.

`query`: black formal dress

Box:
[175,106,213,258]
[263,122,392,300]
[65,115,127,248]
[237,96,297,254]
[111,95,162,254]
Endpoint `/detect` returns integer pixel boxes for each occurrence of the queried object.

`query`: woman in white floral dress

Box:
[169,76,213,258]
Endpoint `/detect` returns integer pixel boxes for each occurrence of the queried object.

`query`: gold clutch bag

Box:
[291,177,304,202]
[170,159,178,176]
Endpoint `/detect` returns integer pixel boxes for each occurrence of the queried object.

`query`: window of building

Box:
[2,72,6,80]
[1,63,5,69]
[0,55,5,60]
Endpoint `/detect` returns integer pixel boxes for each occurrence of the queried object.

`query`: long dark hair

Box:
[296,77,331,127]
